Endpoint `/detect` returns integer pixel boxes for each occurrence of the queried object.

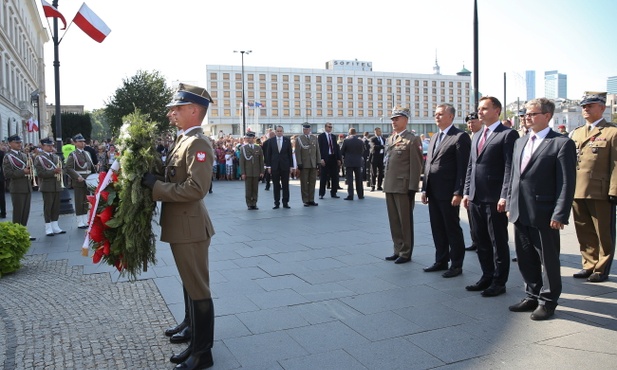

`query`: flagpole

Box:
[52,0,75,215]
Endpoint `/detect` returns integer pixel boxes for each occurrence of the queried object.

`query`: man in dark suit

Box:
[265,125,293,209]
[463,96,518,297]
[506,98,576,320]
[421,104,471,278]
[570,92,617,283]
[369,127,386,191]
[262,129,275,190]
[318,122,341,199]
[340,128,365,200]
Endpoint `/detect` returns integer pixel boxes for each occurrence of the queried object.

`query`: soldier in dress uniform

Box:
[296,123,321,206]
[34,137,66,236]
[570,92,617,283]
[383,107,424,264]
[141,83,216,369]
[2,135,35,240]
[65,133,94,229]
[239,131,264,210]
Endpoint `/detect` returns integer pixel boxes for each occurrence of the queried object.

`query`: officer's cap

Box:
[580,91,607,106]
[73,133,86,142]
[7,134,22,143]
[40,137,54,145]
[390,106,411,119]
[465,112,478,122]
[167,83,213,109]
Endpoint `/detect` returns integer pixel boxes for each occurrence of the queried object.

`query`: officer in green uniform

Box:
[570,92,617,283]
[296,124,321,206]
[65,133,94,229]
[239,131,264,210]
[2,135,35,240]
[34,137,66,236]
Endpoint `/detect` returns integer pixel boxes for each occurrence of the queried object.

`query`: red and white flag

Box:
[41,0,67,30]
[73,3,111,43]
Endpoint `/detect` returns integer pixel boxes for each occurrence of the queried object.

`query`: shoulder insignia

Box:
[196,151,207,162]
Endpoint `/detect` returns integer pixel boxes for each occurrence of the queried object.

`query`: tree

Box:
[90,108,112,141]
[51,112,93,142]
[104,70,173,135]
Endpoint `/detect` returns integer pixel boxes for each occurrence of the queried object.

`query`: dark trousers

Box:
[370,162,384,188]
[345,166,363,199]
[319,155,339,197]
[271,169,290,205]
[469,201,510,286]
[42,191,61,223]
[428,199,465,268]
[10,192,31,226]
[514,222,561,305]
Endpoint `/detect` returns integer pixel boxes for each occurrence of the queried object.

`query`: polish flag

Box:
[73,3,111,43]
[41,0,67,30]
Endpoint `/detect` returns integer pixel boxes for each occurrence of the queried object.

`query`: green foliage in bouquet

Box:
[105,111,162,280]
[0,222,31,277]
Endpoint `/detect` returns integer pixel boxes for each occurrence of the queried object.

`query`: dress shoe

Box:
[423,263,448,272]
[165,321,189,337]
[358,196,364,199]
[385,254,398,261]
[465,245,477,251]
[283,204,290,209]
[170,346,191,364]
[273,205,280,209]
[331,195,340,198]
[509,298,538,312]
[209,190,213,194]
[465,279,492,291]
[512,257,517,262]
[29,236,36,241]
[304,203,311,207]
[442,267,462,278]
[573,269,593,279]
[370,187,375,192]
[587,272,608,283]
[394,256,411,264]
[252,206,259,210]
[309,201,318,206]
[377,186,383,191]
[481,284,506,297]
[319,195,324,199]
[170,326,191,344]
[265,186,270,191]
[344,196,353,200]
[530,305,555,321]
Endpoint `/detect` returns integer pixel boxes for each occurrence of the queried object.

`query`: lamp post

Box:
[234,50,251,135]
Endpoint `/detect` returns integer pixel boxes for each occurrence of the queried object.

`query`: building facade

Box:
[544,70,567,99]
[205,61,473,137]
[607,76,617,95]
[525,70,535,100]
[0,0,48,144]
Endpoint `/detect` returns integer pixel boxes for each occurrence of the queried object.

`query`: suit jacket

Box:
[2,150,32,194]
[296,135,321,169]
[265,136,293,171]
[318,132,341,161]
[422,126,471,201]
[370,135,386,164]
[152,127,215,244]
[464,123,518,203]
[34,152,63,193]
[383,131,423,194]
[340,136,364,168]
[570,119,617,199]
[239,144,264,177]
[507,130,576,227]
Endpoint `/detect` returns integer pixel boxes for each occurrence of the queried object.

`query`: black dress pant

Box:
[428,199,465,268]
[469,201,510,286]
[271,169,290,205]
[319,155,339,197]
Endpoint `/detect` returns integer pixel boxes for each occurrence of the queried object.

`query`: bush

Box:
[0,222,31,277]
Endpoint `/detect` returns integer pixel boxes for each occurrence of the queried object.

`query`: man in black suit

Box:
[362,131,371,184]
[264,125,293,209]
[262,129,275,190]
[506,98,576,320]
[340,128,365,200]
[421,104,471,278]
[318,122,341,199]
[369,127,386,191]
[463,96,518,297]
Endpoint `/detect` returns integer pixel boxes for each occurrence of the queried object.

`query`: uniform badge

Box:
[196,151,206,162]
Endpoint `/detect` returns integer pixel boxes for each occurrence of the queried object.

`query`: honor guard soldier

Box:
[570,92,617,283]
[239,131,264,210]
[141,83,216,369]
[296,123,321,206]
[35,137,66,236]
[65,133,94,229]
[2,135,35,240]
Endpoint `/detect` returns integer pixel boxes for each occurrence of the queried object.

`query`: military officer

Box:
[570,92,617,283]
[296,123,321,206]
[239,131,264,210]
[2,135,35,240]
[383,107,424,264]
[141,83,216,369]
[65,133,94,229]
[34,137,66,236]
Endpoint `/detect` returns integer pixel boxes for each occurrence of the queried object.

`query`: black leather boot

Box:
[175,298,214,370]
[170,326,191,344]
[165,286,190,337]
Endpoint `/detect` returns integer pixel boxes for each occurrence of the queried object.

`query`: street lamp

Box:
[234,50,251,135]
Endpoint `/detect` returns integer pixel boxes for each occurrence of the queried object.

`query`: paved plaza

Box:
[1,179,616,369]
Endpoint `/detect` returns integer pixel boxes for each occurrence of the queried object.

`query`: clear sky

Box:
[39,0,616,111]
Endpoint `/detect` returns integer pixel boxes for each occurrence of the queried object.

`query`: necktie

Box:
[379,136,384,145]
[477,127,489,154]
[433,132,444,154]
[277,138,282,152]
[250,144,254,150]
[521,135,536,171]
[328,134,334,154]
[587,125,593,137]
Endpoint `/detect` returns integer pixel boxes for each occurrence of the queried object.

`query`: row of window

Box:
[210,106,471,119]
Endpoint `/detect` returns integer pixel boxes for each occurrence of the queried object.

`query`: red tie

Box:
[477,127,489,154]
